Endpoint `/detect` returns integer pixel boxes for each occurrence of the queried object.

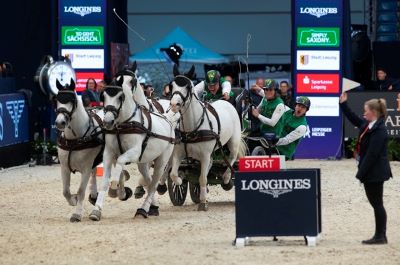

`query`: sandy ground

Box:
[0,159,399,265]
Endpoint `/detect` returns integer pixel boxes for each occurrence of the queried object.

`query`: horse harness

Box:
[57,109,104,173]
[173,75,235,176]
[103,85,177,161]
[147,97,164,114]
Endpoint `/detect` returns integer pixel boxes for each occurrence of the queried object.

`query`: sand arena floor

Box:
[0,159,399,265]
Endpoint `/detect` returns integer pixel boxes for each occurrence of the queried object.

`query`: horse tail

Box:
[237,132,249,159]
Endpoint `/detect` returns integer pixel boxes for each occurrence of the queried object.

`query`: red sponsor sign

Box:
[297,73,339,93]
[75,72,104,93]
[239,156,280,172]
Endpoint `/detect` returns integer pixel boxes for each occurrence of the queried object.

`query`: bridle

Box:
[103,85,126,120]
[171,75,193,108]
[55,90,78,122]
[115,69,138,90]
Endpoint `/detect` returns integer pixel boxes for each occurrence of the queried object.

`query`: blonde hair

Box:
[365,98,387,119]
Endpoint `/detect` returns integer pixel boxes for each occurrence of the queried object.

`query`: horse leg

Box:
[157,162,170,195]
[89,151,113,221]
[198,156,211,211]
[116,164,132,201]
[136,152,170,218]
[169,149,185,185]
[222,137,240,185]
[70,168,91,222]
[134,163,150,199]
[88,169,98,205]
[61,167,75,206]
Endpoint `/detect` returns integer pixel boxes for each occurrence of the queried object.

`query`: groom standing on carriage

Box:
[194,70,235,104]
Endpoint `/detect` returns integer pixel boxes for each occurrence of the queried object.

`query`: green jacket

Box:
[204,78,234,101]
[259,97,285,135]
[277,110,307,160]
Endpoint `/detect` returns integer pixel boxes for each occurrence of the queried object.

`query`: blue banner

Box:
[0,93,29,147]
[292,0,344,159]
[59,0,106,25]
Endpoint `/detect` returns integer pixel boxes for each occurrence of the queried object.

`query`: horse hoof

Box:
[89,210,101,221]
[88,193,98,206]
[70,213,81,222]
[134,208,148,219]
[197,202,208,211]
[120,187,133,201]
[134,186,146,199]
[156,183,167,195]
[148,205,160,216]
[69,194,78,206]
[108,188,118,198]
[122,170,130,181]
[221,179,234,191]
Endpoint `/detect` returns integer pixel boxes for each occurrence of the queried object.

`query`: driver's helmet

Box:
[205,70,221,85]
[296,96,311,110]
[262,79,278,90]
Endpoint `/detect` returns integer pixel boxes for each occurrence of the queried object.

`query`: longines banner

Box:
[345,92,400,138]
[0,93,29,148]
[59,0,106,25]
[235,169,321,238]
[292,0,344,159]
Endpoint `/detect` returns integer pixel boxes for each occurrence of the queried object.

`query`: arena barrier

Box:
[234,156,322,247]
[345,91,400,138]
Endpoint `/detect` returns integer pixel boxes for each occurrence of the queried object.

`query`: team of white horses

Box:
[54,62,246,222]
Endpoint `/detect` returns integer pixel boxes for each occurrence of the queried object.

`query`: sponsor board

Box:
[235,169,321,238]
[0,94,29,147]
[59,0,106,24]
[295,0,342,25]
[306,97,339,117]
[61,26,104,45]
[345,92,400,138]
[296,73,340,93]
[297,50,340,71]
[75,72,104,92]
[61,49,104,69]
[304,125,333,138]
[297,27,340,47]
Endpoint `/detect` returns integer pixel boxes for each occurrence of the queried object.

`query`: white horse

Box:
[115,63,180,198]
[169,65,247,211]
[55,79,126,222]
[89,74,176,220]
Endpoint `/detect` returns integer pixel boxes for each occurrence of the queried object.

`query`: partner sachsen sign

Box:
[297,74,340,93]
[297,27,340,47]
[61,26,104,45]
[296,50,340,70]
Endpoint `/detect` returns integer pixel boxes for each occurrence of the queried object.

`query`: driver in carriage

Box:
[274,96,310,160]
[251,79,286,136]
[194,70,235,105]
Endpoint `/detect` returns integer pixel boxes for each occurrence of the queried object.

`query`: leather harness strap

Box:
[57,111,104,173]
[104,106,177,161]
[150,98,164,114]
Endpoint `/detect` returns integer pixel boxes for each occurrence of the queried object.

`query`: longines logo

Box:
[64,6,101,17]
[241,179,311,198]
[6,100,25,138]
[300,7,338,18]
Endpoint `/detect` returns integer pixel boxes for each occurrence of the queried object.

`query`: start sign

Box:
[238,156,283,172]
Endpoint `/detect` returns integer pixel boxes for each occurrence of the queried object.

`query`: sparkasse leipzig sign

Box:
[296,73,340,93]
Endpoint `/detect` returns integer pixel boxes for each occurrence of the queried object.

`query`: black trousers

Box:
[364,182,387,237]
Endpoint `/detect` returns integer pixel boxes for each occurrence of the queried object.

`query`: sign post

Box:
[234,157,321,247]
[292,0,345,159]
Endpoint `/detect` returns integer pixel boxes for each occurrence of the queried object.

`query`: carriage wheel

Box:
[251,146,267,156]
[167,173,188,206]
[189,182,201,204]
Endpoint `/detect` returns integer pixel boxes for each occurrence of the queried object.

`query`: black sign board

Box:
[235,169,321,239]
[345,91,400,138]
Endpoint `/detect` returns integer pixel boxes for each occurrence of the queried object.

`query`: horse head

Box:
[103,75,135,130]
[170,64,195,113]
[115,61,138,92]
[55,78,78,131]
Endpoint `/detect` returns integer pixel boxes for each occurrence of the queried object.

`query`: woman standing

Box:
[340,92,392,244]
[81,78,100,107]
